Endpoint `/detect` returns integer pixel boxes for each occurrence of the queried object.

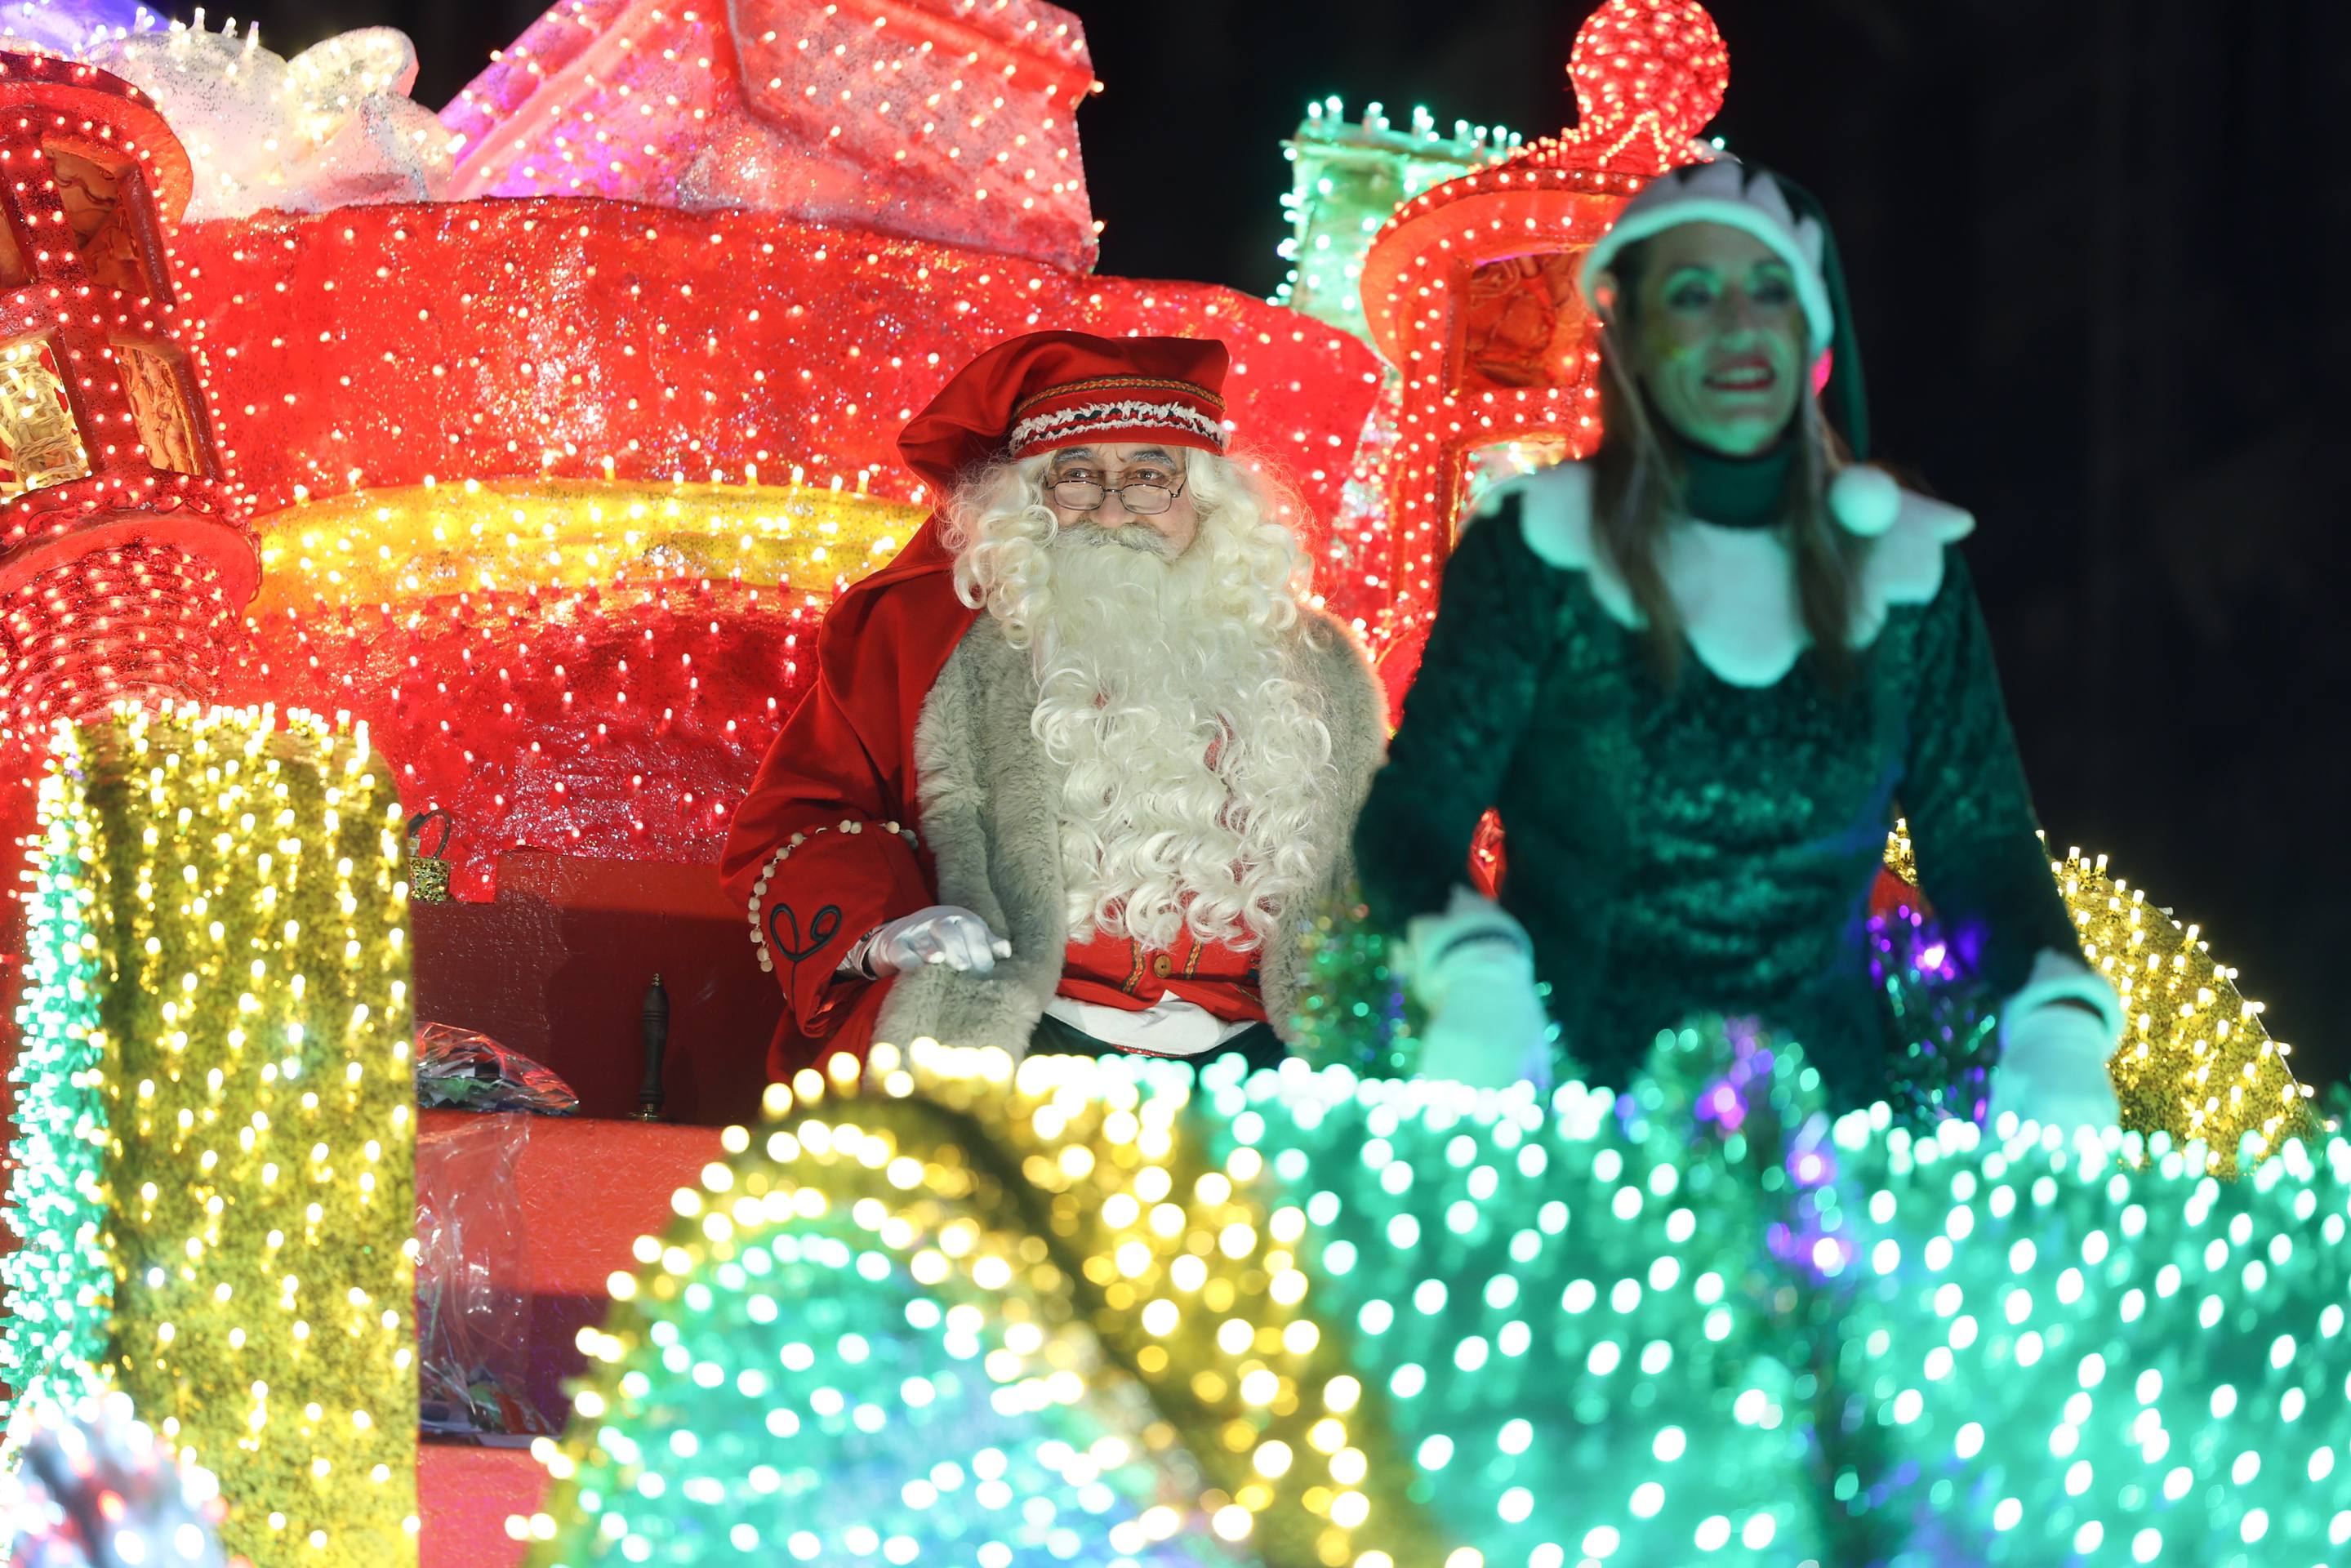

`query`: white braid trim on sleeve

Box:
[747,817,918,974]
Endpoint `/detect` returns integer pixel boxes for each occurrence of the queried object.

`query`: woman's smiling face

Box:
[1617,220,1809,456]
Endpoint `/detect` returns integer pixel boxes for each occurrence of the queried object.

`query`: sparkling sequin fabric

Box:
[1355,496,2078,1106]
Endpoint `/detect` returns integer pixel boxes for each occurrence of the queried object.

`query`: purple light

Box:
[0,2,167,54]
[1699,1079,1747,1133]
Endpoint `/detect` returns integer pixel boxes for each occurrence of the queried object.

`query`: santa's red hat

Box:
[898,331,1229,496]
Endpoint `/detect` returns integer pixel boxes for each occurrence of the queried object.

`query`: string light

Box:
[519,1042,1453,1567]
[1272,100,1513,660]
[2054,846,2313,1164]
[171,199,1375,527]
[1276,99,1516,336]
[441,0,1101,272]
[143,195,1381,892]
[1867,825,2314,1163]
[519,1032,2351,1563]
[4,704,419,1567]
[2,760,112,1417]
[0,47,253,739]
[252,478,924,607]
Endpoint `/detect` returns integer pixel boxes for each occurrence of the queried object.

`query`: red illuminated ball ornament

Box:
[1359,0,1726,679]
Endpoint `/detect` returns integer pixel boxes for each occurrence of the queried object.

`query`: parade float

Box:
[0,2,2339,1566]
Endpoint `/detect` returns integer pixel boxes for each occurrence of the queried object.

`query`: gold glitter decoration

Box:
[1881,819,1917,886]
[65,705,420,1568]
[1885,822,2313,1167]
[0,335,92,498]
[523,1043,1448,1568]
[250,479,926,610]
[2055,846,2313,1170]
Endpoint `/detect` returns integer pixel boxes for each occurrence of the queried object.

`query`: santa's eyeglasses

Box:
[1047,477,1187,515]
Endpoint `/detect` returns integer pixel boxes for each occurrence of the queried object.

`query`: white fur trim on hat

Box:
[1579,159,1834,356]
[1009,399,1225,455]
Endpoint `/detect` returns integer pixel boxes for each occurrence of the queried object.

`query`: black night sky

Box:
[249,0,2347,1089]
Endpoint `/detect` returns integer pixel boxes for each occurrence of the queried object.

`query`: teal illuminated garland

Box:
[2,759,114,1417]
[524,1028,2351,1564]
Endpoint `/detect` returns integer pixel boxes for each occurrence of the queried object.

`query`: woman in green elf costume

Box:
[1353,159,2122,1129]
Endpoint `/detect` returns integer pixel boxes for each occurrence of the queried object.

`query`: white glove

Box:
[848,906,1012,978]
[1989,1002,2120,1133]
[1404,887,1554,1089]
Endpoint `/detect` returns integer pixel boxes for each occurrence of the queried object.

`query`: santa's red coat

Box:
[721,522,1263,1077]
[721,520,967,1071]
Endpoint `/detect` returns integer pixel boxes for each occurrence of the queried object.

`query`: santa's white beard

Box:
[1025,524,1332,951]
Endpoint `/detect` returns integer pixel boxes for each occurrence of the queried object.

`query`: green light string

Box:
[2,749,115,1418]
[536,1031,2349,1563]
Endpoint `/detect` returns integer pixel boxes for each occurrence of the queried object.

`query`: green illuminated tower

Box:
[1276,100,1514,338]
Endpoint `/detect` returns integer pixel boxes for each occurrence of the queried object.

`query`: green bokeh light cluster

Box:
[1222,1023,2351,1562]
[3,768,115,1418]
[522,1094,1262,1567]
[528,1027,2351,1564]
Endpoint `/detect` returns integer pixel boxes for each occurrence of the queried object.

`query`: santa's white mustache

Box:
[1059,520,1171,557]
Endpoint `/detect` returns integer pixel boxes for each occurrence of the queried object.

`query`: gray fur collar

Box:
[875,604,1385,1058]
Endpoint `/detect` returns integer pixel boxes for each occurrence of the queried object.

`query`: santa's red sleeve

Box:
[720,565,970,1045]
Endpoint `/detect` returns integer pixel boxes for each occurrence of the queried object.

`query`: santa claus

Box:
[723,331,1386,1073]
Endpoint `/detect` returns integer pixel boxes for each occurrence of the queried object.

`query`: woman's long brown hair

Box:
[1587,238,1865,690]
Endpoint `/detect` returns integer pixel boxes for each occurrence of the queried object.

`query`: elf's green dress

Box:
[1353,461,2084,1108]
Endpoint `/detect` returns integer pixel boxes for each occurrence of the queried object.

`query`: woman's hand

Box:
[1988,1002,2121,1133]
[1420,946,1556,1089]
[851,906,1013,978]
[1405,887,1556,1089]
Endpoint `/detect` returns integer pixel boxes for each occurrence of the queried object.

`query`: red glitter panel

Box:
[226,582,821,902]
[172,200,1380,530]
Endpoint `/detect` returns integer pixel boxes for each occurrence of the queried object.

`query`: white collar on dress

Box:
[1485,461,1975,688]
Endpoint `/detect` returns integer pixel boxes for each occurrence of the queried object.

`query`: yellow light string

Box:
[2059,847,2313,1165]
[521,1042,1449,1567]
[249,479,927,611]
[66,703,419,1567]
[1883,825,2312,1165]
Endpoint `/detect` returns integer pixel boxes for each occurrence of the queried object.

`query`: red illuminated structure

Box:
[1360,0,1725,642]
[0,51,248,733]
[0,8,2315,1568]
